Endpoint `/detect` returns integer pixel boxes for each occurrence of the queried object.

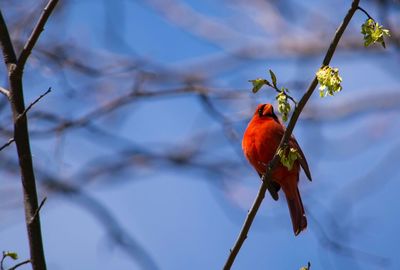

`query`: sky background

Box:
[0,0,400,270]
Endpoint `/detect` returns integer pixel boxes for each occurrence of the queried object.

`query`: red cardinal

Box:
[242,104,312,236]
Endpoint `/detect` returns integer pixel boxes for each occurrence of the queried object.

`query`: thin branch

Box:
[1,254,5,270]
[16,87,51,122]
[16,0,59,72]
[0,87,10,98]
[270,85,297,106]
[7,260,31,270]
[0,138,14,152]
[357,6,374,20]
[222,1,360,269]
[29,197,47,224]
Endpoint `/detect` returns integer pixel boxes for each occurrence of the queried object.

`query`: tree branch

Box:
[0,138,14,152]
[16,0,59,73]
[0,11,17,67]
[16,87,51,122]
[0,1,59,270]
[0,87,10,98]
[7,260,31,270]
[222,1,360,269]
[357,6,374,20]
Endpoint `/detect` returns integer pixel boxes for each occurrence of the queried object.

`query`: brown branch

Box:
[222,1,360,269]
[16,0,59,72]
[0,1,59,270]
[0,11,17,66]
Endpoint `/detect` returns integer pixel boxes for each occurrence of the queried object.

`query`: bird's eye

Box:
[258,108,263,117]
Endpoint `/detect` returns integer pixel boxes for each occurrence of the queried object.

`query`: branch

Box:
[357,6,374,20]
[0,11,17,67]
[16,87,51,122]
[222,1,360,269]
[0,138,14,152]
[0,87,10,98]
[0,2,58,270]
[29,197,47,224]
[7,260,31,270]
[16,0,59,72]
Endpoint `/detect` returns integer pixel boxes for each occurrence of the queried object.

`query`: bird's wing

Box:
[275,127,312,181]
[289,136,312,181]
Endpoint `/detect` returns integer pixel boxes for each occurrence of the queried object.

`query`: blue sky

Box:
[1,0,400,270]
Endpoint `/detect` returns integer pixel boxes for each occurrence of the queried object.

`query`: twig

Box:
[8,259,31,270]
[271,85,298,106]
[222,1,360,269]
[357,6,374,20]
[0,87,9,98]
[1,253,5,270]
[29,197,47,224]
[16,87,51,122]
[0,138,14,152]
[16,0,59,72]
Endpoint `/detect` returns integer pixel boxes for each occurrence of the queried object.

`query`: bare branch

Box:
[0,2,59,270]
[0,87,10,98]
[223,1,360,269]
[7,259,31,270]
[29,197,47,224]
[16,0,59,72]
[0,138,14,152]
[357,6,374,20]
[16,87,51,122]
[0,11,17,67]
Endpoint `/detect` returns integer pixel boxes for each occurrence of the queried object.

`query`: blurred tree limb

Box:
[223,0,361,269]
[0,1,58,270]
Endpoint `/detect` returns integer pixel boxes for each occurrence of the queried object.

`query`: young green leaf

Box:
[269,69,277,87]
[249,78,269,93]
[276,92,291,122]
[278,147,300,171]
[3,251,18,260]
[316,66,342,97]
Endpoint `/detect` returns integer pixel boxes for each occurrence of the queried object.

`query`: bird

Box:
[242,103,312,236]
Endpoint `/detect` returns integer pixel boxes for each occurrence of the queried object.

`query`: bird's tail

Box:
[283,186,307,236]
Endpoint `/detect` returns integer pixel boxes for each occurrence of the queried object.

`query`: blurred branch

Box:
[307,209,390,267]
[223,1,360,269]
[42,179,160,270]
